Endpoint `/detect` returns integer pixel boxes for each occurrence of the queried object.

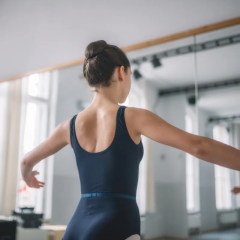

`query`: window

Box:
[229,123,240,209]
[185,108,199,213]
[15,71,58,218]
[213,125,232,210]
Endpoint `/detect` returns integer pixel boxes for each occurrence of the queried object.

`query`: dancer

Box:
[21,40,240,240]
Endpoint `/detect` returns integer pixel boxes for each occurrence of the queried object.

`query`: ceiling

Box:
[129,24,240,88]
[198,85,240,117]
[136,42,240,88]
[1,0,240,81]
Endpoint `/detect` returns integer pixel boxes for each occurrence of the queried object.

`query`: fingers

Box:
[27,181,45,189]
[231,188,238,194]
[37,182,45,187]
[33,180,45,188]
[32,171,45,188]
[28,171,46,189]
[33,171,40,176]
[34,184,44,189]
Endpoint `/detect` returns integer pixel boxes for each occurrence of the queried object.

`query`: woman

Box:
[21,40,240,240]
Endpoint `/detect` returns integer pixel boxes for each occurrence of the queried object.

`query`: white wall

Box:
[155,93,189,238]
[144,83,165,239]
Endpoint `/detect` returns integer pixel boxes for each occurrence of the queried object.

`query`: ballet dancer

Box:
[21,40,240,240]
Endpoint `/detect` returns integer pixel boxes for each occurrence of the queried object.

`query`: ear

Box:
[118,66,125,81]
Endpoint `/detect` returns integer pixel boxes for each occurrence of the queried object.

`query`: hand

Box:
[25,170,45,189]
[231,187,240,195]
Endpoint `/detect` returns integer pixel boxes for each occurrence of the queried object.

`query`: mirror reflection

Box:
[195,24,240,237]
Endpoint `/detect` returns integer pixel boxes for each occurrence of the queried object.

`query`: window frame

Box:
[185,105,200,213]
[15,71,58,220]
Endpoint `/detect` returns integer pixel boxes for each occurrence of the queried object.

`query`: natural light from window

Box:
[213,125,232,210]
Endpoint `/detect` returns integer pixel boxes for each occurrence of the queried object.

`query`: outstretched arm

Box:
[129,107,240,171]
[21,117,72,188]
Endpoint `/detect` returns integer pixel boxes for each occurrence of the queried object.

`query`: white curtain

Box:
[0,81,10,214]
[0,79,22,216]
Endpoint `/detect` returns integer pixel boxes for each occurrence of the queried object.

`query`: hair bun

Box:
[85,40,107,60]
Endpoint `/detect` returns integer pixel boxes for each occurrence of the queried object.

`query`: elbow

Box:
[194,137,208,158]
[21,156,33,168]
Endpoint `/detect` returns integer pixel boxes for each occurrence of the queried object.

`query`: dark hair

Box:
[83,40,130,92]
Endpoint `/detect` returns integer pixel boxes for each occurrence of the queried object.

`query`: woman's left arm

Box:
[21,118,72,188]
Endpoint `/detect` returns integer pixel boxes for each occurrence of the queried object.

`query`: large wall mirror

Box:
[195,24,240,233]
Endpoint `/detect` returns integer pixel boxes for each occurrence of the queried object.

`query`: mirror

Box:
[195,24,240,235]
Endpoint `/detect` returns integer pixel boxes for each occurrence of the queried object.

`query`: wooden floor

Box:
[190,227,240,240]
[144,227,240,240]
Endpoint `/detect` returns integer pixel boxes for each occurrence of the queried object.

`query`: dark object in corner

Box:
[0,219,17,240]
[12,207,43,228]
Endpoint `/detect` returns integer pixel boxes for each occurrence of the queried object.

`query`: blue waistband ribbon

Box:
[81,192,136,201]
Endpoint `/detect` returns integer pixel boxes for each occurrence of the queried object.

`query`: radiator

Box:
[188,212,201,228]
[218,210,238,225]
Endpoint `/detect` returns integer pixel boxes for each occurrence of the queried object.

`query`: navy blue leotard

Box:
[62,105,144,240]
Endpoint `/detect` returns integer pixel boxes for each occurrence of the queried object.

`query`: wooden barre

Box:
[1,16,240,83]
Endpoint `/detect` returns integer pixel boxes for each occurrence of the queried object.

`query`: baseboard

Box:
[145,235,188,240]
[145,225,240,240]
[200,224,240,234]
[144,237,161,240]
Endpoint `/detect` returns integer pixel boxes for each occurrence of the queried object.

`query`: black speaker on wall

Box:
[187,95,196,105]
[0,220,17,240]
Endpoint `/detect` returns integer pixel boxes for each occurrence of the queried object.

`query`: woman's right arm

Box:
[129,107,240,171]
